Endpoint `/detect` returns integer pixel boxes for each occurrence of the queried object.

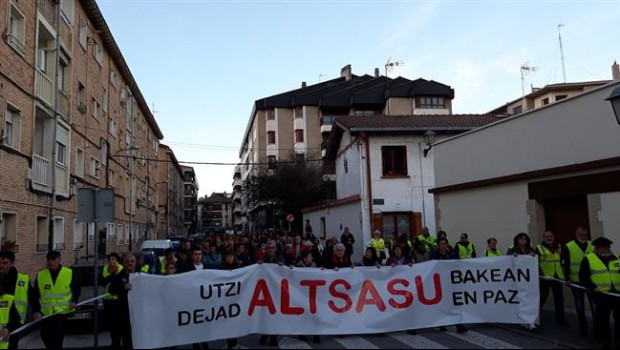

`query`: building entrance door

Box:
[543,196,590,245]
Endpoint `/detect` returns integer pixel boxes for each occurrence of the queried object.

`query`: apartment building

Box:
[157,144,185,238]
[234,64,455,232]
[0,0,163,275]
[182,166,198,236]
[199,192,232,235]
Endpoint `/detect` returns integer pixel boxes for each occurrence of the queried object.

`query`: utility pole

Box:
[520,62,538,112]
[558,24,567,83]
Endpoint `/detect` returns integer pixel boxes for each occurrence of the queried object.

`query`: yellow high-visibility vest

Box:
[566,240,594,283]
[37,267,73,316]
[485,248,503,257]
[13,273,29,324]
[586,253,620,293]
[371,238,385,256]
[0,294,14,349]
[537,244,565,279]
[457,242,474,259]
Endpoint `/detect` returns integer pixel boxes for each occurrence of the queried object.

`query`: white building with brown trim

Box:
[302,114,501,260]
[431,81,620,253]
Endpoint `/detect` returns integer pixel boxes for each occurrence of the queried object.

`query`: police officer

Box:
[29,251,80,349]
[563,226,595,336]
[536,230,567,326]
[0,251,28,350]
[101,252,123,348]
[579,237,620,349]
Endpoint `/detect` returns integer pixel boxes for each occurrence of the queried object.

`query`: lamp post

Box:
[422,130,437,157]
[605,86,620,125]
[418,130,436,228]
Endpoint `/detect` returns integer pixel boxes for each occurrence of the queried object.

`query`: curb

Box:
[493,324,585,349]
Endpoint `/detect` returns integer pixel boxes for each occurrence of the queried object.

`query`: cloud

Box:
[381,1,443,49]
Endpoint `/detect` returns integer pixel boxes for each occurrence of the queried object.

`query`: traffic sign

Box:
[286,214,295,223]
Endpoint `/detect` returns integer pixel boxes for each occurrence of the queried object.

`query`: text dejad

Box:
[450,267,531,306]
[178,281,243,326]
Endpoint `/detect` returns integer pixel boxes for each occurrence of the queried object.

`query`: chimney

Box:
[301,81,307,88]
[374,68,380,78]
[340,64,352,81]
[613,60,620,81]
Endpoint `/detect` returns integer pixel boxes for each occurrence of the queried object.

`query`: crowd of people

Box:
[0,222,619,349]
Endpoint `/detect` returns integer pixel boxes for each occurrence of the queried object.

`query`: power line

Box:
[110,155,327,166]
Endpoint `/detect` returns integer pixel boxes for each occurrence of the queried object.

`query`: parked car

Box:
[140,239,173,258]
[67,256,107,334]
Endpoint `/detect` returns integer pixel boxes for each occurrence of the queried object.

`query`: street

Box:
[19,309,600,349]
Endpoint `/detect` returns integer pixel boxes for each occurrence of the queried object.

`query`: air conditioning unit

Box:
[78,102,87,114]
[322,174,336,182]
[120,86,128,104]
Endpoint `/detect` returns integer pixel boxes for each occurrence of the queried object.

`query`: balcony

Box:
[35,69,55,107]
[53,243,66,251]
[73,242,84,250]
[5,34,26,55]
[36,244,48,252]
[59,16,72,55]
[37,0,57,28]
[32,154,50,186]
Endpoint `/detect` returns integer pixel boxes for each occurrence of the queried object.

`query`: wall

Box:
[335,133,362,199]
[601,191,620,244]
[434,83,620,188]
[303,201,364,262]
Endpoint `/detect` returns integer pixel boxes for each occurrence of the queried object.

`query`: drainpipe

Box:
[362,133,374,239]
[47,1,62,253]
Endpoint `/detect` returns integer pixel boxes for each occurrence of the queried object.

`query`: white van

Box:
[140,239,173,257]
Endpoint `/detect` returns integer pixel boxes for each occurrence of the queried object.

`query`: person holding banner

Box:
[536,230,568,326]
[371,231,387,264]
[563,226,595,337]
[0,283,21,350]
[294,251,322,344]
[29,251,80,349]
[431,239,468,334]
[101,252,124,349]
[0,250,29,350]
[259,240,283,346]
[579,237,620,349]
[108,252,137,349]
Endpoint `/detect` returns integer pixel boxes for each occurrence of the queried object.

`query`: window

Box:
[78,82,87,113]
[76,148,84,178]
[267,109,275,120]
[419,97,445,109]
[556,95,568,102]
[37,46,48,73]
[382,146,408,176]
[294,106,303,119]
[101,140,108,165]
[56,124,69,166]
[117,224,123,244]
[107,223,115,240]
[58,60,69,93]
[125,225,130,244]
[267,131,276,144]
[102,87,108,113]
[354,110,375,116]
[541,97,550,106]
[79,17,87,49]
[73,220,84,250]
[268,156,276,169]
[110,69,119,90]
[53,217,65,250]
[36,216,48,252]
[3,105,21,149]
[7,3,26,55]
[93,43,103,65]
[0,213,18,244]
[92,98,102,121]
[88,222,95,242]
[295,129,304,143]
[90,157,101,178]
[109,120,118,138]
[513,105,523,114]
[61,0,74,23]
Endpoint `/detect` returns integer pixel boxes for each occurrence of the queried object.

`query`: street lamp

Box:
[605,86,620,125]
[422,130,437,157]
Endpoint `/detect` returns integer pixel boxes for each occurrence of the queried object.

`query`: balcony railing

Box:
[73,242,85,250]
[33,154,50,186]
[37,0,57,28]
[36,244,48,252]
[5,34,26,55]
[54,243,66,251]
[59,16,72,54]
[36,69,55,107]
[58,90,70,118]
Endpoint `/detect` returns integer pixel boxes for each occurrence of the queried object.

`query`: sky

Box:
[97,0,620,198]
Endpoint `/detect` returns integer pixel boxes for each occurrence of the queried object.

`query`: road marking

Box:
[333,336,379,349]
[388,332,449,349]
[278,336,313,349]
[450,330,522,349]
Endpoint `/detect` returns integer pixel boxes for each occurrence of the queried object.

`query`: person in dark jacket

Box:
[108,253,137,349]
[340,227,355,258]
[431,239,467,334]
[259,241,283,346]
[220,251,240,349]
[357,247,380,267]
[326,243,352,269]
[294,251,321,343]
[0,250,27,350]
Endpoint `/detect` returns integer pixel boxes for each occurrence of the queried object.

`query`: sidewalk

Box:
[20,330,111,349]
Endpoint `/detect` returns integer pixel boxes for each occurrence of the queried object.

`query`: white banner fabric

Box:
[129,256,539,348]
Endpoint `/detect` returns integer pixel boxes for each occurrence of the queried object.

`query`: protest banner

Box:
[129,256,539,348]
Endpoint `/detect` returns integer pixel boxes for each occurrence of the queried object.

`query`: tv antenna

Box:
[384,57,405,78]
[558,24,567,83]
[520,62,539,111]
[319,73,324,83]
[152,103,159,116]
